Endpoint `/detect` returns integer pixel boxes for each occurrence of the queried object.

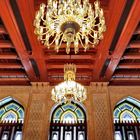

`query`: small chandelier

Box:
[51,64,87,103]
[34,0,106,54]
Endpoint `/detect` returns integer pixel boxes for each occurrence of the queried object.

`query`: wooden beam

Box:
[0,70,26,76]
[122,53,140,59]
[0,0,37,82]
[0,25,7,34]
[112,77,140,80]
[134,25,140,35]
[45,55,95,60]
[47,64,93,69]
[0,78,30,85]
[48,71,92,76]
[0,53,18,59]
[0,63,23,69]
[110,80,140,85]
[0,41,13,48]
[128,41,140,49]
[16,0,48,81]
[105,0,140,80]
[93,0,126,80]
[118,63,140,69]
[114,71,140,77]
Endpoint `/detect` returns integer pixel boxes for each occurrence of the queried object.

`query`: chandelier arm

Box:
[77,33,85,48]
[59,33,64,46]
[49,33,63,46]
[87,36,96,45]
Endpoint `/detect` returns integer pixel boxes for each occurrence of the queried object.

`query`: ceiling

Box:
[0,0,140,86]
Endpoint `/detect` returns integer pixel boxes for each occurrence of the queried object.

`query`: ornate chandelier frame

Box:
[34,0,106,54]
[51,64,87,103]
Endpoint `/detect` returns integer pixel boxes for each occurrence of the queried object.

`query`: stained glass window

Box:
[50,102,87,140]
[114,97,140,122]
[52,102,85,123]
[0,97,24,122]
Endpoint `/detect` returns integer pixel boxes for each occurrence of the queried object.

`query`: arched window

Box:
[50,102,87,140]
[0,97,24,140]
[114,97,140,140]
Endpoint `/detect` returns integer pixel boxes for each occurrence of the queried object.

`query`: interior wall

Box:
[0,83,140,140]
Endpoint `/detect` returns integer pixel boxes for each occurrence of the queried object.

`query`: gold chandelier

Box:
[34,0,106,54]
[51,64,87,103]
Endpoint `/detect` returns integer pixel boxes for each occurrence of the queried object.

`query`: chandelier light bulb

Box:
[34,0,106,54]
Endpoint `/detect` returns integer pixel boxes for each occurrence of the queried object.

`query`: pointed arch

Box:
[114,96,140,122]
[114,96,140,140]
[0,96,24,122]
[49,101,87,140]
[51,101,86,123]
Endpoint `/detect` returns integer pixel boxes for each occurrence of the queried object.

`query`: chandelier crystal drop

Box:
[34,0,106,54]
[51,64,87,103]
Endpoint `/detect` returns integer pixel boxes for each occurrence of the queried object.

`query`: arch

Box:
[49,102,87,140]
[0,96,24,122]
[51,101,86,123]
[114,96,140,122]
[113,96,140,140]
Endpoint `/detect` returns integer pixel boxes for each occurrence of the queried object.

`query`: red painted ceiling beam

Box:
[0,70,26,76]
[0,25,7,34]
[45,55,96,60]
[48,71,92,76]
[105,0,140,80]
[114,71,140,77]
[47,64,93,70]
[134,25,140,35]
[0,78,30,85]
[17,0,48,81]
[111,77,140,81]
[0,0,38,82]
[118,63,140,69]
[0,53,18,59]
[122,53,140,59]
[110,80,140,85]
[93,0,126,81]
[0,63,23,69]
[0,41,13,48]
[128,41,140,49]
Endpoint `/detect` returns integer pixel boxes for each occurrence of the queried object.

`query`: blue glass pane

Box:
[54,108,63,119]
[114,108,121,117]
[0,97,12,106]
[63,113,75,120]
[0,108,5,117]
[75,108,84,119]
[17,108,24,118]
[121,112,134,120]
[133,108,140,117]
[3,111,17,120]
[119,103,133,111]
[62,104,76,111]
[5,103,19,111]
